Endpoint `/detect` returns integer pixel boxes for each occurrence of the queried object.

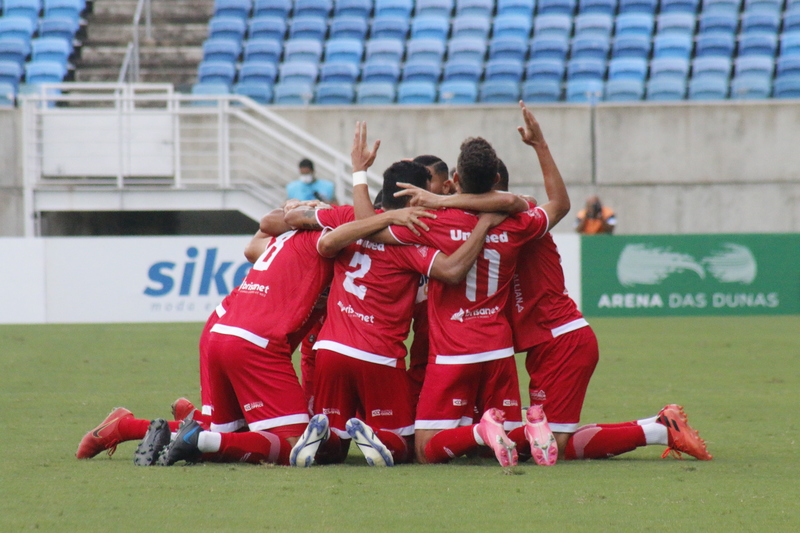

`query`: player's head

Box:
[413,154,450,195]
[495,158,509,192]
[381,160,430,210]
[455,137,499,195]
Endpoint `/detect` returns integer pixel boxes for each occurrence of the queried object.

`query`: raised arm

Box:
[429,212,507,284]
[351,121,381,220]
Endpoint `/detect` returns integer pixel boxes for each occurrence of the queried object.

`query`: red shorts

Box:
[415,357,522,431]
[525,326,599,433]
[206,332,309,439]
[198,309,221,414]
[313,349,414,438]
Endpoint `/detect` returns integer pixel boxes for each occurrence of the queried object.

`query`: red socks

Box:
[117,418,181,442]
[214,431,292,465]
[423,425,479,463]
[375,430,410,464]
[564,424,646,460]
[314,432,349,464]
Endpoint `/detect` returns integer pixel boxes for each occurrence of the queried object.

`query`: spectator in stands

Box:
[286,159,337,204]
[575,195,615,235]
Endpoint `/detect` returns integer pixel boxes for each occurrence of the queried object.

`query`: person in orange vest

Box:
[575,195,616,235]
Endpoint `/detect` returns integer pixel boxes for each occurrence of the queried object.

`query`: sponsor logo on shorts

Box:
[243,401,264,411]
[452,399,467,406]
[371,409,393,417]
[450,229,509,243]
[322,408,341,415]
[502,399,519,407]
[450,306,502,322]
[337,300,375,323]
[239,281,270,296]
[530,390,547,402]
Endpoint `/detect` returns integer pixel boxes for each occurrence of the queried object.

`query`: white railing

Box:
[118,0,152,83]
[19,83,382,236]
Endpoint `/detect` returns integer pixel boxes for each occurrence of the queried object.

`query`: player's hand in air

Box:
[351,121,381,173]
[389,206,437,236]
[517,101,547,149]
[393,183,444,209]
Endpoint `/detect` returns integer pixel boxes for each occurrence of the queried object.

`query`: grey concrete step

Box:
[76,44,203,67]
[90,0,214,24]
[75,65,200,85]
[83,23,210,47]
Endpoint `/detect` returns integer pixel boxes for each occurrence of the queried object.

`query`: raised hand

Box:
[351,121,381,172]
[516,101,547,149]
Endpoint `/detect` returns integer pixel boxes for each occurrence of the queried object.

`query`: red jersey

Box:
[212,230,334,352]
[390,204,549,363]
[315,205,439,367]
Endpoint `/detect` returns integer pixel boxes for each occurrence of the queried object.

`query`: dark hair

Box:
[413,155,449,182]
[496,158,509,192]
[299,158,314,170]
[456,137,498,194]
[372,189,383,210]
[381,160,430,210]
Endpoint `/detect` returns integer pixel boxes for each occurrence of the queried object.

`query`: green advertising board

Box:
[581,234,800,316]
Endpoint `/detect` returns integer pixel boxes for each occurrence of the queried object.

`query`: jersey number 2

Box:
[343,251,372,300]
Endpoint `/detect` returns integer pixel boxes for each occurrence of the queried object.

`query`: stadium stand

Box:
[438,79,478,102]
[356,80,396,102]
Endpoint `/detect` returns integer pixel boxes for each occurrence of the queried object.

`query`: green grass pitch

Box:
[1,316,798,532]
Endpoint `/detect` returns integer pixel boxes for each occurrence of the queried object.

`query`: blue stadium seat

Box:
[688,75,729,98]
[451,15,491,39]
[498,0,535,16]
[334,0,373,18]
[248,16,286,41]
[526,57,566,80]
[777,55,800,77]
[741,11,780,34]
[530,35,570,60]
[38,16,79,43]
[784,9,800,34]
[233,80,273,103]
[324,39,364,63]
[608,56,647,79]
[315,81,355,103]
[279,62,319,84]
[734,55,774,77]
[534,14,572,37]
[0,16,35,42]
[356,81,395,105]
[374,0,413,18]
[730,74,772,98]
[0,81,16,107]
[283,38,323,62]
[566,78,603,101]
[618,0,657,14]
[294,0,333,18]
[329,16,368,40]
[454,0,493,17]
[356,81,396,103]
[479,80,521,102]
[31,36,71,65]
[653,33,693,58]
[0,59,23,89]
[485,58,524,81]
[407,38,445,62]
[660,0,699,13]
[697,12,737,35]
[615,13,654,36]
[522,79,561,101]
[362,60,400,82]
[650,57,690,80]
[692,55,732,78]
[208,16,247,44]
[695,32,735,57]
[656,13,696,35]
[43,0,82,23]
[739,32,778,56]
[402,59,442,82]
[214,0,253,22]
[646,77,686,99]
[780,32,800,56]
[492,15,532,40]
[447,36,486,62]
[253,0,291,18]
[25,58,66,84]
[197,60,237,87]
[4,0,42,26]
[202,38,242,63]
[243,38,282,63]
[191,82,230,105]
[438,79,478,102]
[574,13,613,36]
[415,0,454,17]
[537,0,577,16]
[612,34,651,58]
[567,57,605,80]
[369,16,409,39]
[365,38,404,62]
[604,78,645,100]
[411,15,450,40]
[700,0,740,12]
[289,17,328,41]
[397,80,436,103]
[443,58,483,81]
[743,0,782,13]
[488,36,527,61]
[571,35,611,60]
[319,61,359,82]
[238,60,278,84]
[578,0,618,15]
[0,37,29,67]
[773,74,800,97]
[273,81,314,104]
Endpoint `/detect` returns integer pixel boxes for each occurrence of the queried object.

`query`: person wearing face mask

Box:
[286,158,337,204]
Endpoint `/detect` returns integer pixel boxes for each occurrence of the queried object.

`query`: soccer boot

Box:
[657,404,712,461]
[475,408,518,467]
[290,414,330,467]
[523,405,558,466]
[346,418,394,467]
[134,418,172,466]
[157,418,203,466]
[76,407,134,459]
[171,397,195,421]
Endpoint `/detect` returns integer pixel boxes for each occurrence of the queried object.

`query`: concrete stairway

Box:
[73,0,214,89]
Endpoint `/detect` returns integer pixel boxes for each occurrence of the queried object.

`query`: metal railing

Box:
[118,0,152,83]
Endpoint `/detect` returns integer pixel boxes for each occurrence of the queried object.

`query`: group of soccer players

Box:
[76,102,711,468]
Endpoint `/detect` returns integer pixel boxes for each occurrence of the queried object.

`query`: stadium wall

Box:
[0,110,23,237]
